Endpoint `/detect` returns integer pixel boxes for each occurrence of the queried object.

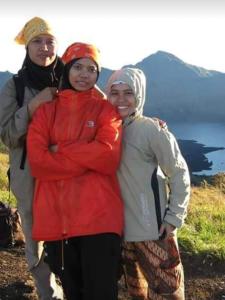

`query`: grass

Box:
[0,152,9,190]
[178,179,225,260]
[0,151,16,206]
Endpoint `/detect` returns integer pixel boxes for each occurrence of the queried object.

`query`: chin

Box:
[120,113,128,119]
[75,85,91,91]
[41,58,55,67]
[118,110,128,119]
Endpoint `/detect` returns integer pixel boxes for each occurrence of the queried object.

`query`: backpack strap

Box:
[13,74,25,108]
[12,74,26,170]
[19,145,27,170]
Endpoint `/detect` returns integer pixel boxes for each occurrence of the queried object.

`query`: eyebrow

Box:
[111,87,133,91]
[73,62,97,68]
[32,37,55,41]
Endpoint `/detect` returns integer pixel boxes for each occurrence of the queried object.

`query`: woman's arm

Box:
[27,103,86,180]
[0,79,57,149]
[0,79,29,148]
[27,102,122,180]
[57,103,122,175]
[149,120,191,229]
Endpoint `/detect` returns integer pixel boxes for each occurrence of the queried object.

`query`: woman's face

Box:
[27,34,57,67]
[108,83,136,119]
[69,58,98,91]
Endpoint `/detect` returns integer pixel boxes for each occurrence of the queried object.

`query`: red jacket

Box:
[27,89,123,241]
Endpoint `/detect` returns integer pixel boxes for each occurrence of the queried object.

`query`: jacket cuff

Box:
[163,214,182,229]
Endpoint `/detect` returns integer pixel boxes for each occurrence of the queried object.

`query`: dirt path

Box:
[0,246,225,300]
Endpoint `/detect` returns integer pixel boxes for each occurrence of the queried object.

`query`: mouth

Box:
[38,54,51,59]
[76,81,89,87]
[117,106,129,110]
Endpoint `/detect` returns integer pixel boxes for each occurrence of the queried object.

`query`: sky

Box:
[1,0,225,74]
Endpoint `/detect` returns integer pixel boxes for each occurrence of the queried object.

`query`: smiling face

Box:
[27,34,57,66]
[68,58,98,91]
[108,83,136,119]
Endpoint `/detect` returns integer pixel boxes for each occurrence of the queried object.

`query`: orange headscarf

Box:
[61,42,101,71]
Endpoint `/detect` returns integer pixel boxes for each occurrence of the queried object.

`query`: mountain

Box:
[1,51,225,122]
[0,71,13,89]
[138,51,225,122]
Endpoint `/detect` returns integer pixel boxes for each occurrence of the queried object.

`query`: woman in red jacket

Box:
[27,42,124,300]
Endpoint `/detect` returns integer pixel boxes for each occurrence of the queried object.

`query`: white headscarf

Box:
[105,67,146,116]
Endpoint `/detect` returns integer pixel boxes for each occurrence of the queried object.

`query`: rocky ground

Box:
[0,246,225,300]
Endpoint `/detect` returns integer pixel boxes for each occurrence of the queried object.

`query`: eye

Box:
[31,38,41,44]
[125,90,134,95]
[46,39,56,46]
[87,66,98,73]
[72,64,82,71]
[110,90,118,96]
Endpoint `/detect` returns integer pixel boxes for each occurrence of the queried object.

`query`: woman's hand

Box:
[49,144,58,153]
[159,221,176,240]
[28,87,57,118]
[153,117,168,130]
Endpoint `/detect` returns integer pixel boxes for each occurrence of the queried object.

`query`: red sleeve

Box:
[58,103,122,175]
[27,104,86,180]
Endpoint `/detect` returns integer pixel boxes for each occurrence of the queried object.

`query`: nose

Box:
[117,93,124,103]
[39,41,48,51]
[80,68,89,78]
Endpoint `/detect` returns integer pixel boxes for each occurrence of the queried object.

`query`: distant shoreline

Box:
[178,139,225,174]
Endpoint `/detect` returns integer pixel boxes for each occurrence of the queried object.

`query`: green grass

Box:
[178,183,225,260]
[0,151,16,206]
[0,153,9,190]
[0,190,16,207]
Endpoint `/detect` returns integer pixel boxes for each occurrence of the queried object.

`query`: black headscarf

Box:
[59,60,76,91]
[17,53,64,91]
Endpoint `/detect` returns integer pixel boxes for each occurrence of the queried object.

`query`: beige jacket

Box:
[106,67,190,242]
[118,116,190,242]
[0,78,37,202]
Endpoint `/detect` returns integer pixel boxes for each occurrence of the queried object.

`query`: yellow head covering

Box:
[15,17,55,46]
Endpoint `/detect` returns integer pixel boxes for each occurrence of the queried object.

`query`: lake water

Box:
[169,122,225,175]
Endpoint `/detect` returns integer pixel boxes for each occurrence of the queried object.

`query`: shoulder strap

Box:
[12,75,26,170]
[13,74,25,108]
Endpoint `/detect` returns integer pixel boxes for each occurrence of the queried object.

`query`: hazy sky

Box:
[1,0,225,73]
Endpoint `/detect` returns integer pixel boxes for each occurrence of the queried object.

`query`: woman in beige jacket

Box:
[0,17,63,299]
[106,67,191,300]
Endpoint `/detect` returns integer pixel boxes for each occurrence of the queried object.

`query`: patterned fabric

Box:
[15,17,55,46]
[61,42,101,70]
[123,237,184,300]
